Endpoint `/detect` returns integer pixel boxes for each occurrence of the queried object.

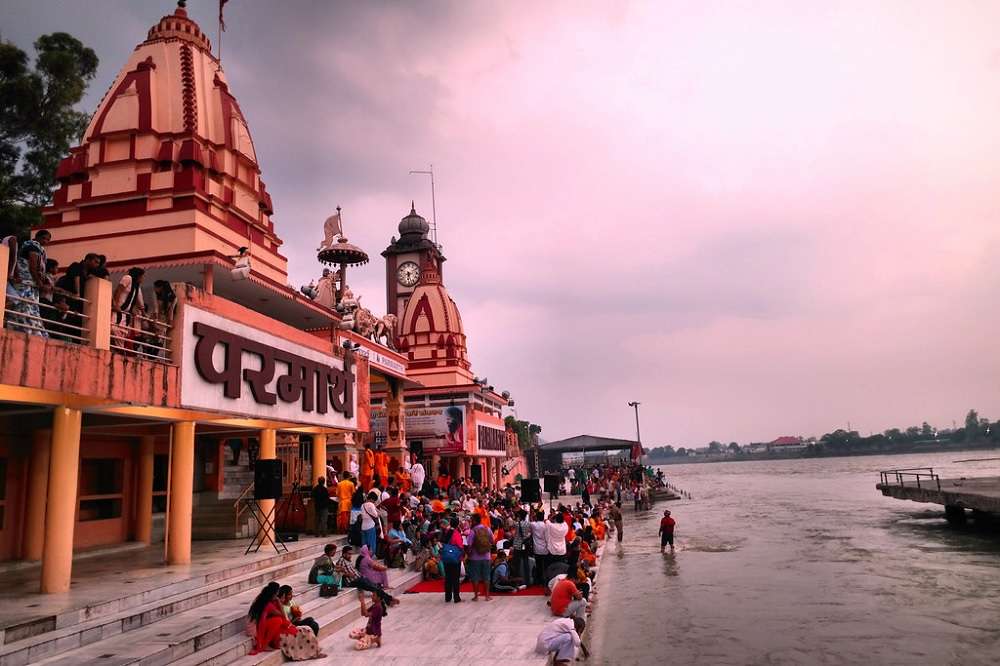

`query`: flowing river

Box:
[587,451,1000,665]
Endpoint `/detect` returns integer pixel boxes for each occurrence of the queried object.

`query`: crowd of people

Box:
[243,452,672,663]
[3,231,176,357]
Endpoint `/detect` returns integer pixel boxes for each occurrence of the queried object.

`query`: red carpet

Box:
[404,579,546,596]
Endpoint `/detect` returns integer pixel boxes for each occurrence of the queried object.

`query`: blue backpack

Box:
[440,530,462,565]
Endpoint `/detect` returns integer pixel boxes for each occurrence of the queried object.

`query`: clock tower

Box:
[382,203,444,316]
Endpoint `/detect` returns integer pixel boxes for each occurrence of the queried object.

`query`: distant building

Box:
[768,436,808,452]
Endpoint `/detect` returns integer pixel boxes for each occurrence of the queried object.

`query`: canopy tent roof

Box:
[538,434,639,453]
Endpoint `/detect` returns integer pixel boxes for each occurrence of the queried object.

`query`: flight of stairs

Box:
[191,492,251,540]
[0,537,422,666]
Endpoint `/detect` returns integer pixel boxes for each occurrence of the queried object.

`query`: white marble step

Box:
[22,553,365,666]
[0,542,334,666]
[172,567,422,666]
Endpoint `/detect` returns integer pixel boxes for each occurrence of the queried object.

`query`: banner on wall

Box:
[371,404,466,454]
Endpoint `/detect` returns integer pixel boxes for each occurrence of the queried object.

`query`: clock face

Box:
[397,261,420,287]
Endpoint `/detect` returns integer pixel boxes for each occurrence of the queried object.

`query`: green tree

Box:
[728,441,741,453]
[707,441,722,453]
[1,33,98,237]
[503,416,542,450]
[676,447,687,457]
[920,422,934,437]
[965,409,980,441]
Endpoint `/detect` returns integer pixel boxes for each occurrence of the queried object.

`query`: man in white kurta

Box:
[409,455,426,494]
[535,617,584,663]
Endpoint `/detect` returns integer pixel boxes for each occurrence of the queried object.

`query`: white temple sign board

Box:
[180,305,357,428]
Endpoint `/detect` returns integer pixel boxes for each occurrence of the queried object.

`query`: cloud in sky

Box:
[6,0,1000,445]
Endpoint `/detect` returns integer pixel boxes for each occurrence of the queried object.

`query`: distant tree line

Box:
[646,409,1000,461]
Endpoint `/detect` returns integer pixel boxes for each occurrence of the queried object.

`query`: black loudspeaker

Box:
[254,459,283,500]
[521,478,541,503]
[543,474,561,494]
[470,463,483,484]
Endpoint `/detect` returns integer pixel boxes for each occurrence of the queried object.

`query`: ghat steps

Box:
[0,539,346,666]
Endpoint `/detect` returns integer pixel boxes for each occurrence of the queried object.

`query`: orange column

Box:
[40,407,82,594]
[166,422,195,564]
[22,429,51,560]
[311,434,327,486]
[258,429,277,543]
[135,436,155,544]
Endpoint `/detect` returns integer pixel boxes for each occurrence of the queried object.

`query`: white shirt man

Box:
[410,460,425,491]
[530,515,549,557]
[546,517,569,557]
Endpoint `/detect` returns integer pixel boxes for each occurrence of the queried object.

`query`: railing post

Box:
[83,277,112,350]
[0,246,8,318]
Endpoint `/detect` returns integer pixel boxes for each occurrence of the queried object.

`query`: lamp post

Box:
[627,401,642,462]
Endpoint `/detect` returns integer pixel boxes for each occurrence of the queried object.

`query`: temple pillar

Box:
[461,456,470,482]
[22,429,51,561]
[166,422,195,564]
[40,407,82,593]
[258,429,277,544]
[384,379,408,468]
[311,434,328,486]
[327,432,357,479]
[135,436,155,544]
[431,454,441,481]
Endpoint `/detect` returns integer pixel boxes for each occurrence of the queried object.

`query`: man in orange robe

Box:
[336,472,355,532]
[360,445,375,491]
[396,467,411,493]
[375,450,390,489]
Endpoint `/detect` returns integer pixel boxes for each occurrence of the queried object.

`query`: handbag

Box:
[320,583,339,597]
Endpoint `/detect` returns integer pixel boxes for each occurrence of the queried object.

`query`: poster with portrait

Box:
[370,404,466,454]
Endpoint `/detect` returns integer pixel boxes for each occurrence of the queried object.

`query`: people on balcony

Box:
[4,229,51,337]
[112,267,145,351]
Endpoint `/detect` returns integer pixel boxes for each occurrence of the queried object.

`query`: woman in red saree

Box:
[248,583,296,654]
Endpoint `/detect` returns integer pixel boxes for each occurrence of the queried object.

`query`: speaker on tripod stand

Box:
[245,460,288,554]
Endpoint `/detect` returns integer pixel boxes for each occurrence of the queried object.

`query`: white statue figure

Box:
[319,208,343,251]
[314,268,336,308]
[339,287,359,311]
[349,453,359,477]
[231,246,251,280]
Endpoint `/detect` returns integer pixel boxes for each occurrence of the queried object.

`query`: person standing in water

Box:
[609,502,624,543]
[659,509,676,553]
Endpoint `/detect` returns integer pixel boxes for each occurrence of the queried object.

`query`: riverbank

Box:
[649,441,1000,465]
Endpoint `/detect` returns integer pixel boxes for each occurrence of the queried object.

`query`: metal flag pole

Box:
[408,165,438,245]
[628,401,642,462]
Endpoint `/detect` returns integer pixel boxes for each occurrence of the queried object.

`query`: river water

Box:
[587,451,1000,665]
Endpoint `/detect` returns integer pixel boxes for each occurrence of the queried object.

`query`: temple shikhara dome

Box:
[41,2,288,289]
[396,255,470,373]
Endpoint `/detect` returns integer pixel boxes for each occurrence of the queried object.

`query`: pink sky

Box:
[8,1,1000,445]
